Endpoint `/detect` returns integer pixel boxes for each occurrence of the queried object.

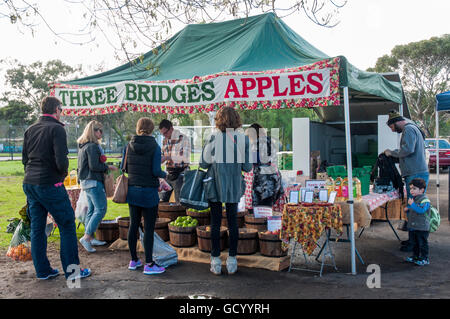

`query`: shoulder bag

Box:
[112,146,129,204]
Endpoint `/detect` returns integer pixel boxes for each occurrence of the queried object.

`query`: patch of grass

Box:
[0,158,128,252]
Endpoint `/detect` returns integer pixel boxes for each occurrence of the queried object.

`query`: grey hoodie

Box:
[390,122,428,177]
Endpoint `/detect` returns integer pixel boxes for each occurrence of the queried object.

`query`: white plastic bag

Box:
[139,228,178,268]
[238,195,246,212]
[75,190,89,225]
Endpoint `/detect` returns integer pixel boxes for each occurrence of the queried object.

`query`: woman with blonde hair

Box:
[77,120,117,252]
[200,107,252,275]
[120,117,167,275]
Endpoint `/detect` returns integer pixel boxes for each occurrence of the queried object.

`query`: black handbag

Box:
[179,169,209,210]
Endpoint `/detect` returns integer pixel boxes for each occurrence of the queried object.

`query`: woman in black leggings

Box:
[128,205,158,268]
[210,202,238,258]
[121,118,167,275]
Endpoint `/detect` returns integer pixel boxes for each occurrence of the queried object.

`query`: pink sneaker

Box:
[143,262,165,275]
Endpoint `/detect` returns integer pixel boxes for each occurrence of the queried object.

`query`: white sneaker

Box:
[91,238,107,246]
[226,256,237,275]
[210,256,222,275]
[79,238,96,253]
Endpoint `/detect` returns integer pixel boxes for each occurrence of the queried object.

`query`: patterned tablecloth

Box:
[280,203,343,255]
[361,190,400,212]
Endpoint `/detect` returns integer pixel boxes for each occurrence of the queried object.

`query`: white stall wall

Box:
[292,118,310,176]
[378,115,399,155]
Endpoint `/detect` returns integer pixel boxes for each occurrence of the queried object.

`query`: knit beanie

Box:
[386,110,405,126]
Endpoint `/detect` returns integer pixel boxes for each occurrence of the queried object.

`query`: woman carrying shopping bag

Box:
[77,121,118,252]
[120,118,167,275]
[200,107,252,275]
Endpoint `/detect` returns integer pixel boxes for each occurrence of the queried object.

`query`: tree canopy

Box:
[367,34,450,137]
[2,0,346,62]
[1,59,82,116]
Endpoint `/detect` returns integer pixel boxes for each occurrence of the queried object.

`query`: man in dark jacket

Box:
[22,96,90,280]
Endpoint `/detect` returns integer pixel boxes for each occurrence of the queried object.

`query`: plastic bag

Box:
[139,229,178,268]
[6,218,21,233]
[6,220,32,261]
[75,190,89,225]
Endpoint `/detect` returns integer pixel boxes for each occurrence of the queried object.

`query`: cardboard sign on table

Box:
[304,191,314,203]
[319,189,328,202]
[267,216,282,232]
[289,191,299,204]
[253,206,273,218]
[305,180,326,189]
[328,191,337,204]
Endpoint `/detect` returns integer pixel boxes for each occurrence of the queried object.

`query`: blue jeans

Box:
[23,184,80,278]
[84,182,107,236]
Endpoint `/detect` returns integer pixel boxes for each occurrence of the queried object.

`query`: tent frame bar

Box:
[343,86,357,275]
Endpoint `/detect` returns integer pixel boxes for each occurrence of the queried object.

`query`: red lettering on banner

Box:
[256,77,272,98]
[289,74,306,95]
[224,79,241,98]
[241,78,256,98]
[307,73,324,94]
[273,76,288,97]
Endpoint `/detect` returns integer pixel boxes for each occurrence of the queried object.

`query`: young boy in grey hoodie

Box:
[404,178,431,266]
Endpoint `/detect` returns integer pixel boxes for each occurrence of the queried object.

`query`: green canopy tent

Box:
[51,12,405,275]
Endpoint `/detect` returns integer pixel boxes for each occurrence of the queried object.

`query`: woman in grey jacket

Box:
[200,107,252,275]
[77,121,117,252]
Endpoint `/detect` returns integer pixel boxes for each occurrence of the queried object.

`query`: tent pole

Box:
[343,86,356,275]
[435,110,440,212]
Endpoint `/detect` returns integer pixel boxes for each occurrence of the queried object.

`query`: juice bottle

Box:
[69,169,78,187]
[353,177,362,200]
[325,177,335,196]
[334,177,343,200]
[342,177,349,200]
[63,174,70,187]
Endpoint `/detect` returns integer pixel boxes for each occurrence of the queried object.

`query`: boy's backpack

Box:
[427,205,441,233]
[422,198,440,232]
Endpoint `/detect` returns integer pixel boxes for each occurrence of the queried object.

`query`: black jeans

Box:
[128,204,158,264]
[411,230,429,260]
[210,202,238,257]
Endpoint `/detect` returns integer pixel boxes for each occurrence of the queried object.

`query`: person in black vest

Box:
[120,118,167,275]
[22,96,90,280]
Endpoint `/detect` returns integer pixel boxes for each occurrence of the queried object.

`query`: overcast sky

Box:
[0,0,449,86]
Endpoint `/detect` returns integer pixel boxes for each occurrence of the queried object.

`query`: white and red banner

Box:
[50,57,340,116]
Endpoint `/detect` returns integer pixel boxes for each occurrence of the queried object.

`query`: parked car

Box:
[424,138,450,171]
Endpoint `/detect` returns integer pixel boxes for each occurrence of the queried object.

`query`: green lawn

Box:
[0,159,129,252]
[0,153,202,252]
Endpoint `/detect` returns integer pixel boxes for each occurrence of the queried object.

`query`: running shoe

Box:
[143,263,165,275]
[128,260,143,270]
[37,268,60,280]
